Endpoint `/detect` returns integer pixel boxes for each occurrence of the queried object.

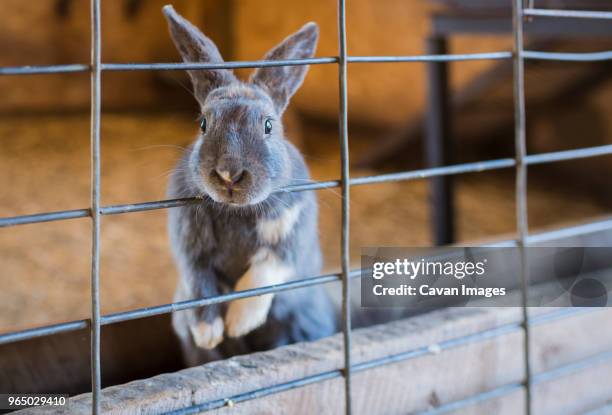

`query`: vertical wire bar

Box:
[337,0,352,413]
[512,1,532,414]
[90,0,102,413]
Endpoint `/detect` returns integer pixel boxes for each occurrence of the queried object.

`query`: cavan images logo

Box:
[362,247,612,308]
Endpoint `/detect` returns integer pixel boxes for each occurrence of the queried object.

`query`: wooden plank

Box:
[17,308,523,414]
[534,356,612,415]
[15,307,612,415]
[531,308,612,374]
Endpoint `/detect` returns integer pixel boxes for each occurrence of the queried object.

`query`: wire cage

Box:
[1,1,612,414]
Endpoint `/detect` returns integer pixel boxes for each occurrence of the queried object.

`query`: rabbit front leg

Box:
[172,262,224,351]
[225,248,294,338]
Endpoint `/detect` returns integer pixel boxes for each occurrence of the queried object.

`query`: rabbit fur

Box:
[163,5,337,366]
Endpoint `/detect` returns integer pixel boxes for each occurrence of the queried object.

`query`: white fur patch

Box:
[257,202,302,244]
[225,249,294,338]
[190,316,224,350]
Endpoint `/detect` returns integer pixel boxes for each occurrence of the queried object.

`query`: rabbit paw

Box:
[190,317,224,349]
[225,294,273,338]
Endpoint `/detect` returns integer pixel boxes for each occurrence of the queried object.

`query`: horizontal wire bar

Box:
[0,320,88,345]
[526,144,612,165]
[526,217,612,244]
[4,141,612,228]
[7,141,612,228]
[101,57,338,71]
[0,272,347,345]
[0,208,90,228]
[167,370,343,414]
[524,50,612,61]
[278,180,340,193]
[522,8,612,20]
[101,270,353,325]
[0,275,593,347]
[1,251,601,347]
[529,307,598,326]
[0,64,90,76]
[351,158,515,185]
[348,52,512,63]
[418,383,525,415]
[101,158,516,216]
[0,54,509,77]
[100,197,200,215]
[0,158,515,227]
[353,321,521,373]
[532,349,612,385]
[1,54,509,77]
[2,50,611,77]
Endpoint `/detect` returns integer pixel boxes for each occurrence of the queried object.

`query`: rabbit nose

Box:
[215,168,245,186]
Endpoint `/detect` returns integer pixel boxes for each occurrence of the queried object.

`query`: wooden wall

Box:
[0,0,510,126]
[0,0,211,113]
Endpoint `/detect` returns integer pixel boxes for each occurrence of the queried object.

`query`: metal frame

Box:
[0,2,611,414]
[512,2,532,412]
[89,0,102,411]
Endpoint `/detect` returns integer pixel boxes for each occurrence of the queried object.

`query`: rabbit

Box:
[162,5,337,366]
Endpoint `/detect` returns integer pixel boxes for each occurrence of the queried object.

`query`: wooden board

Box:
[16,307,612,415]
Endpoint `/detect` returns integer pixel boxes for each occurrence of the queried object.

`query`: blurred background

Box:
[0,0,611,336]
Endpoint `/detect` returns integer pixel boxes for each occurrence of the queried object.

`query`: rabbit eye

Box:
[200,118,207,133]
[264,119,273,135]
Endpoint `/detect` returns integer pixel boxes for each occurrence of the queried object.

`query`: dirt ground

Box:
[0,112,608,333]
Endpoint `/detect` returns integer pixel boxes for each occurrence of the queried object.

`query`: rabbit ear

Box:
[250,22,319,114]
[163,5,237,105]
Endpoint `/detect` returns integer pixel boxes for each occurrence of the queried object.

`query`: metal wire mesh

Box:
[0,1,611,414]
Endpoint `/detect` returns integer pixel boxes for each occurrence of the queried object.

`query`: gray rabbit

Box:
[163,5,337,366]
